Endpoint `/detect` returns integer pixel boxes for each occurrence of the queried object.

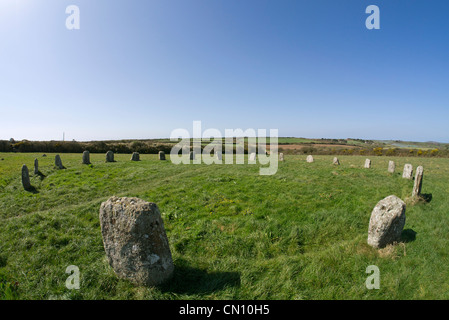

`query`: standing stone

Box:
[158,151,166,160]
[388,161,395,173]
[106,151,115,163]
[306,155,314,163]
[22,165,31,190]
[249,152,256,162]
[99,196,174,286]
[367,195,406,249]
[55,155,64,169]
[34,158,39,175]
[131,152,140,161]
[364,159,371,169]
[215,151,222,161]
[333,157,340,165]
[190,151,195,160]
[279,153,284,162]
[402,164,413,179]
[412,166,424,197]
[82,151,91,165]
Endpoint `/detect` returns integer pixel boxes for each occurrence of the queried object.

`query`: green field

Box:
[1,152,448,300]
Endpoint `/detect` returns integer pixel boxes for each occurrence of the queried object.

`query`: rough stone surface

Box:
[55,155,64,169]
[215,151,222,161]
[22,165,31,190]
[403,164,413,179]
[82,151,91,165]
[364,159,371,169]
[333,157,340,165]
[131,152,140,161]
[279,153,284,162]
[306,155,314,163]
[34,158,39,175]
[189,151,195,160]
[106,151,115,163]
[249,153,256,162]
[158,151,166,161]
[412,166,424,197]
[367,195,406,249]
[388,161,395,173]
[99,196,174,287]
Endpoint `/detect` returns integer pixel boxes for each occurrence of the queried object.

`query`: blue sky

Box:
[1,0,448,142]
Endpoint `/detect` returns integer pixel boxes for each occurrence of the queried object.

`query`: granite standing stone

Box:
[22,164,31,190]
[190,151,195,160]
[306,155,314,163]
[402,164,413,179]
[99,196,174,287]
[158,151,166,160]
[215,151,222,161]
[34,158,39,175]
[333,157,340,165]
[82,151,91,165]
[55,155,64,169]
[367,195,406,249]
[106,151,115,163]
[131,152,140,161]
[279,153,284,162]
[364,159,371,169]
[249,152,256,162]
[412,166,424,197]
[388,161,395,173]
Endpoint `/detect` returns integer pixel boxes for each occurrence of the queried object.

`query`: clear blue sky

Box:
[1,0,448,142]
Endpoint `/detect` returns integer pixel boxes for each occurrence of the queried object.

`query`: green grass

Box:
[1,152,449,300]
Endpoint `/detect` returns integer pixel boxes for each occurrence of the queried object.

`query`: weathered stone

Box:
[106,151,115,163]
[131,152,140,161]
[367,195,406,249]
[249,153,256,162]
[402,164,413,179]
[364,159,371,168]
[306,155,314,163]
[34,158,39,175]
[55,155,64,169]
[99,196,174,287]
[388,161,395,173]
[82,151,91,165]
[333,157,340,165]
[412,166,424,197]
[189,151,195,160]
[215,151,222,161]
[158,151,166,161]
[279,153,284,162]
[22,165,31,190]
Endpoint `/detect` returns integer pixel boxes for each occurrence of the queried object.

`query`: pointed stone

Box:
[412,166,424,197]
[158,151,166,160]
[55,155,64,169]
[333,157,340,165]
[306,155,314,163]
[34,158,39,175]
[249,152,256,162]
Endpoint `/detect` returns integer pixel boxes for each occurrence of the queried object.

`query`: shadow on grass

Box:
[401,229,417,243]
[160,260,240,295]
[421,193,432,203]
[36,171,46,180]
[25,185,39,194]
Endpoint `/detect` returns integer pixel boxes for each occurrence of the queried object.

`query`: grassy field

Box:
[1,152,449,300]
